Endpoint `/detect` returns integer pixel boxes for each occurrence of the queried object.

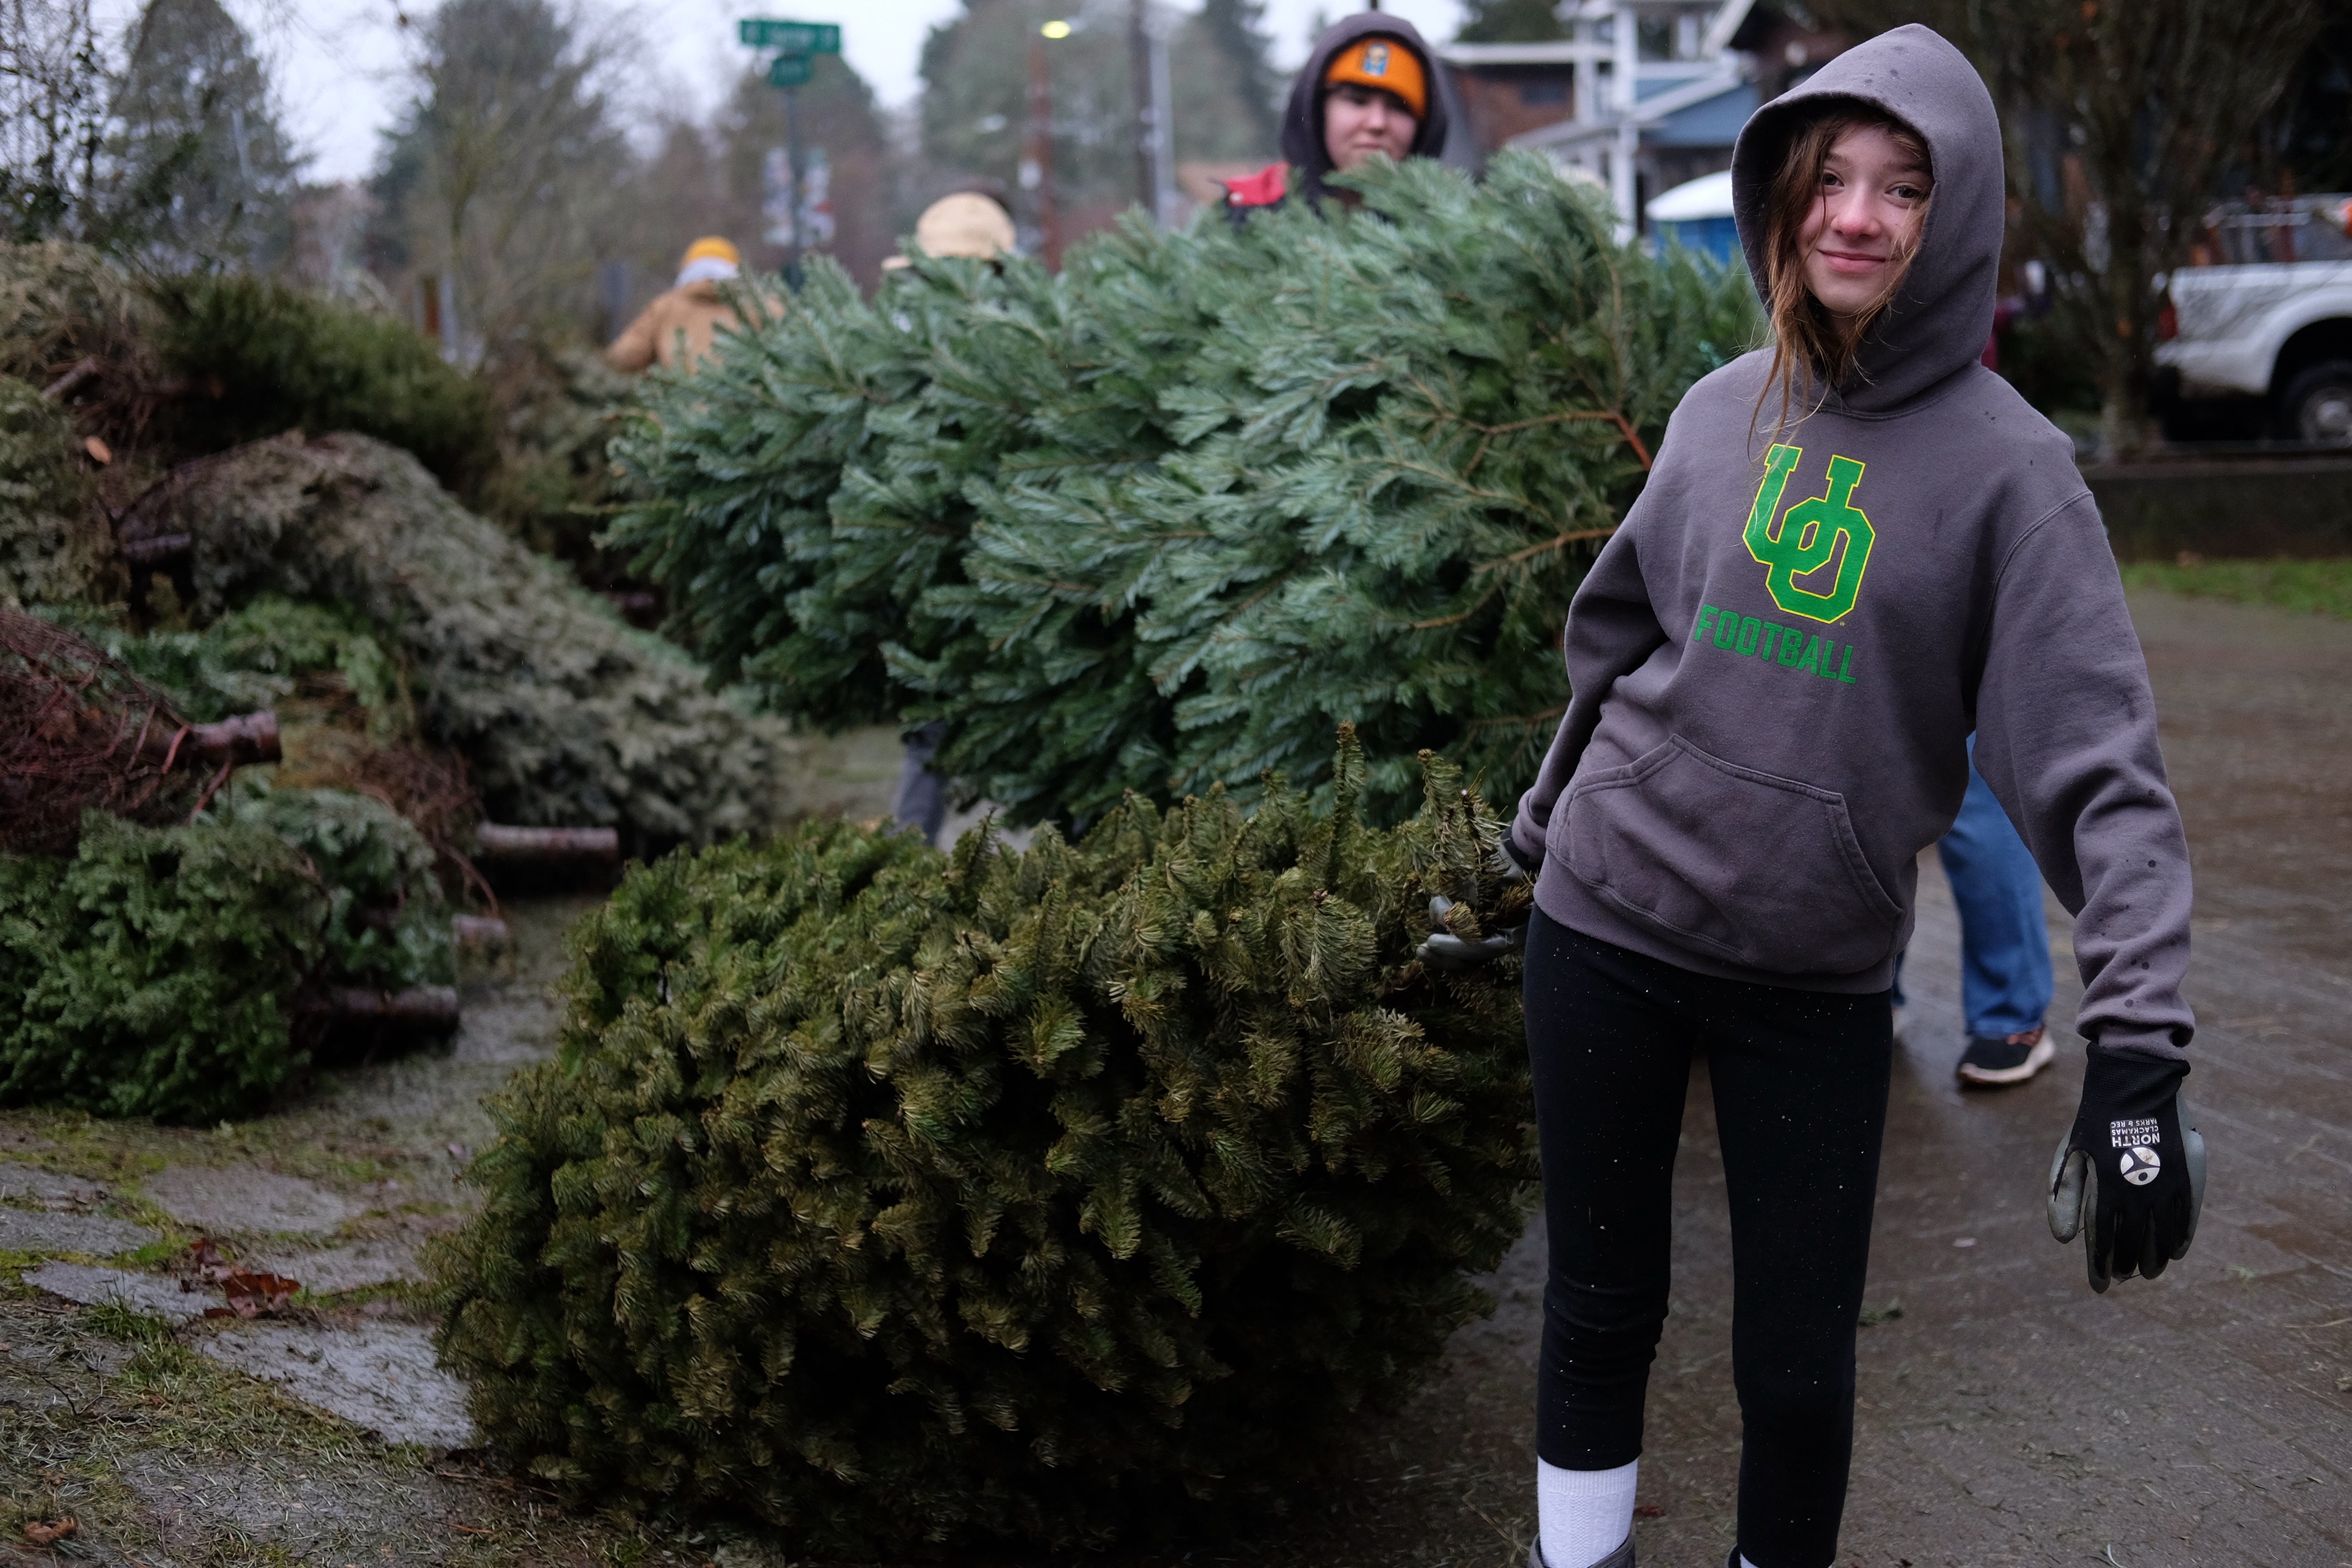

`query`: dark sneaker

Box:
[1530,1530,1635,1568]
[1956,1026,2056,1087]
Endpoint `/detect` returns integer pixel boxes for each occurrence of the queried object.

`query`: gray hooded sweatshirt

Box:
[1508,24,2193,1063]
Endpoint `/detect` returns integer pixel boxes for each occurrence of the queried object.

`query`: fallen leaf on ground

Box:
[83,436,110,464]
[22,1518,77,1545]
[1634,1505,1666,1519]
[183,1237,237,1288]
[220,1269,301,1317]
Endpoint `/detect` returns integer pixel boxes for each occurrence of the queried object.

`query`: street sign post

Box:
[738,20,843,285]
[737,20,839,53]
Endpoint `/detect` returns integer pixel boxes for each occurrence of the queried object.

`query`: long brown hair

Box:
[1755,106,1933,441]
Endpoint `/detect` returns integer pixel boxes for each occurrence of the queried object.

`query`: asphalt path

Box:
[1174,586,2352,1568]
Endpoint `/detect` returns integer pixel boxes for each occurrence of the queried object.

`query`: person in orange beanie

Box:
[1222,12,1450,218]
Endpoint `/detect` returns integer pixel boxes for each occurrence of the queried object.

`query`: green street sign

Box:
[766,52,813,86]
[739,19,840,53]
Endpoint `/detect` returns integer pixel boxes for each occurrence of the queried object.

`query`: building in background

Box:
[1448,0,1845,236]
[1643,165,1738,261]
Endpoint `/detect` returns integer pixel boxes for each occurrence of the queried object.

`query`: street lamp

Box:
[1027,19,1070,267]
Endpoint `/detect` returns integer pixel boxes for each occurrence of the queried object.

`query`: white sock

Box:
[1537,1457,1638,1568]
[1742,1557,1762,1568]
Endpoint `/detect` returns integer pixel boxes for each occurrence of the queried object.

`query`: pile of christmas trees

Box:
[616,152,1757,825]
[0,239,822,1121]
[432,736,1533,1552]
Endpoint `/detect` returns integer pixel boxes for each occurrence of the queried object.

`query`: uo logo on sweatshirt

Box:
[1743,443,1877,623]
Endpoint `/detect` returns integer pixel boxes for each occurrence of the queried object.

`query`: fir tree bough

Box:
[0,785,455,1123]
[122,431,809,852]
[613,152,1758,826]
[432,736,1534,1551]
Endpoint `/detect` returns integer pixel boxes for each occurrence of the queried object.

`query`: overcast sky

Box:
[143,0,1466,185]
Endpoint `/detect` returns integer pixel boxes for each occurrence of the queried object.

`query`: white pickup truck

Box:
[2158,196,2352,447]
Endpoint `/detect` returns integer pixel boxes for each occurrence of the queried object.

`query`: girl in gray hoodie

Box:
[1490,25,2202,1568]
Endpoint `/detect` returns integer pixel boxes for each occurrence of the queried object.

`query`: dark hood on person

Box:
[1729,22,2006,413]
[1279,12,1450,210]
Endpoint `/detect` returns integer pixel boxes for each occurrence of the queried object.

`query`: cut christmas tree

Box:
[613,152,1758,825]
[431,735,1534,1552]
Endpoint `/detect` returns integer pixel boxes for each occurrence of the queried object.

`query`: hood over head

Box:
[1730,24,2003,413]
[1280,12,1450,209]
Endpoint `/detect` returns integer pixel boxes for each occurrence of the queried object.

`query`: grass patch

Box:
[1,1294,653,1566]
[83,1298,176,1346]
[2121,557,2352,620]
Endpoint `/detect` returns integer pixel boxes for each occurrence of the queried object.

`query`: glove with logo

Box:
[1415,838,1536,972]
[2047,1050,2206,1292]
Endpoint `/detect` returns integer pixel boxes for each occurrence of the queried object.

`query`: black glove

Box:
[1414,840,1534,972]
[1496,832,1541,882]
[2047,1050,2206,1292]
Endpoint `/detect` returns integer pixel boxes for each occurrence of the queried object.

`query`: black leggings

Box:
[1523,910,1892,1568]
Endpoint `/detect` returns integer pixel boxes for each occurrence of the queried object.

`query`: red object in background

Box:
[2157,301,2179,341]
[1224,163,1288,208]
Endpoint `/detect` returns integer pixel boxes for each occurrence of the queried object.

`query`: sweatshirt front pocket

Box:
[1564,736,1903,976]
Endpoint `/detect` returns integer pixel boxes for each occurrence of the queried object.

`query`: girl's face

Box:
[1323,85,1419,173]
[1798,123,1932,321]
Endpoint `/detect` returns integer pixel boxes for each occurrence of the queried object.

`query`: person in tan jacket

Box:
[604,236,767,373]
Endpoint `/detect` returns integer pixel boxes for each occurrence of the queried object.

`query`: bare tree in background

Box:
[1813,0,2329,453]
[0,0,108,241]
[371,0,635,360]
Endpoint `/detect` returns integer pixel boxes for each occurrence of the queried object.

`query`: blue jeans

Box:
[893,721,949,847]
[1893,758,2053,1039]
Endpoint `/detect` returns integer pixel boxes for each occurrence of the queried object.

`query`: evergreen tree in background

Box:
[369,0,633,357]
[614,154,1757,828]
[1455,0,1568,44]
[919,0,1284,228]
[1187,0,1282,160]
[107,0,300,269]
[920,0,1135,222]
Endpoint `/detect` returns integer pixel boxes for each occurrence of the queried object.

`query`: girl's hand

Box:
[2048,1054,2206,1292]
[1415,894,1524,971]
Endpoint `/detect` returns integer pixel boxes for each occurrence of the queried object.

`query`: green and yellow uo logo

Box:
[1742,443,1876,623]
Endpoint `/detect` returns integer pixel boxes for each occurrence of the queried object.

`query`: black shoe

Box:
[1529,1530,1635,1568]
[1956,1026,2056,1087]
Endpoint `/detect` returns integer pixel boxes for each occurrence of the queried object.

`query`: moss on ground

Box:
[0,892,672,1566]
[0,1291,654,1567]
[2121,557,2352,621]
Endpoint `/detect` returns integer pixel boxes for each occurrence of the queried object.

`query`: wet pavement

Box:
[3,590,2345,1567]
[1180,586,2352,1568]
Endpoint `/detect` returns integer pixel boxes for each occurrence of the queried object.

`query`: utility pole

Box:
[1025,29,1062,269]
[1148,20,1175,225]
[1128,0,1153,213]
